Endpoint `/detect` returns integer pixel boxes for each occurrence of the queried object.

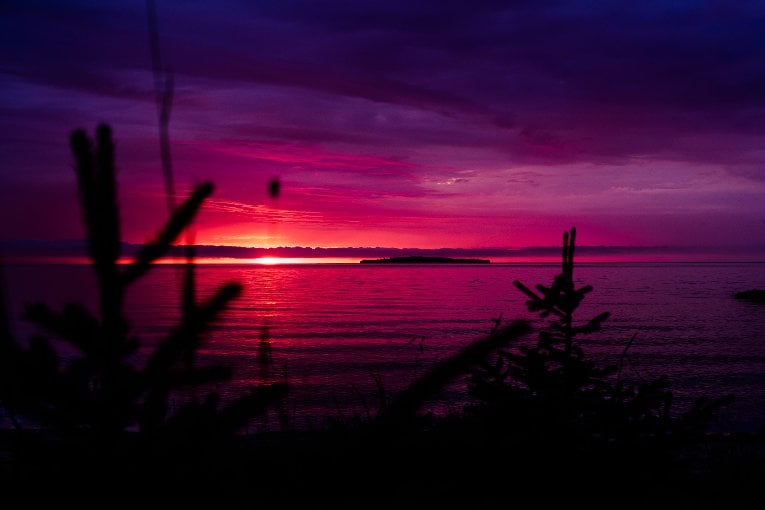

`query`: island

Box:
[360,256,490,264]
[734,289,765,302]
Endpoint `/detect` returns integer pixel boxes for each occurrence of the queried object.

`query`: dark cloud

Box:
[158,1,765,166]
[2,0,765,247]
[5,1,765,158]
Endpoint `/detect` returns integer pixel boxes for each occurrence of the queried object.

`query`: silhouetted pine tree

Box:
[0,125,287,455]
[467,227,732,450]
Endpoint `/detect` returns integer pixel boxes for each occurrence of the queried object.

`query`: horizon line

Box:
[3,239,765,253]
[3,239,765,265]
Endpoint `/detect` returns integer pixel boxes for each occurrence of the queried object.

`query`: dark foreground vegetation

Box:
[1,126,764,508]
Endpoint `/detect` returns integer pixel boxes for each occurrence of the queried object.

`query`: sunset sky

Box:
[2,1,764,254]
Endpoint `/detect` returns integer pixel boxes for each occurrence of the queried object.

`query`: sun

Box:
[252,257,287,265]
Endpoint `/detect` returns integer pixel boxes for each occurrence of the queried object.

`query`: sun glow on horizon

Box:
[190,256,362,265]
[147,256,362,265]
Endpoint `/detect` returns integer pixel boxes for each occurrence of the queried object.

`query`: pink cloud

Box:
[186,139,417,178]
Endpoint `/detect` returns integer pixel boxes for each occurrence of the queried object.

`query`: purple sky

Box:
[2,0,764,253]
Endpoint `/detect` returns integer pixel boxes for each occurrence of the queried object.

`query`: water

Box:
[4,262,765,431]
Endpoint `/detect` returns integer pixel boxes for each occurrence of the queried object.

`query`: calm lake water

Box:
[4,262,765,431]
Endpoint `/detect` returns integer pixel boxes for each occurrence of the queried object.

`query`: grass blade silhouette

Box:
[122,182,213,286]
[379,320,530,427]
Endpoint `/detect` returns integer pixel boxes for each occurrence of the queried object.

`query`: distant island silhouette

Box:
[735,289,765,302]
[360,256,490,264]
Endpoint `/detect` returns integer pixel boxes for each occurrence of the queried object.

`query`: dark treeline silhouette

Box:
[1,127,763,508]
[9,239,764,262]
[360,256,491,264]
